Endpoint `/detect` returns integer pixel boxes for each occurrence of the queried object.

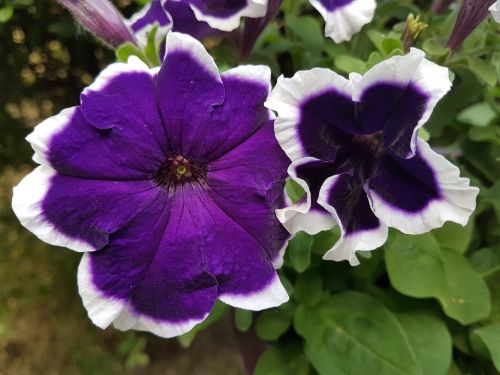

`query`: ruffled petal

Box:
[490,0,500,22]
[367,138,479,234]
[310,0,376,43]
[165,0,219,39]
[12,165,158,252]
[156,32,225,159]
[353,48,452,159]
[186,0,267,31]
[318,173,388,265]
[276,157,337,235]
[266,68,356,162]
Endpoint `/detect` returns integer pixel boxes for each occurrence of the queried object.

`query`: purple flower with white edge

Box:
[12,32,290,338]
[309,0,376,43]
[127,0,173,46]
[183,0,268,31]
[266,48,479,266]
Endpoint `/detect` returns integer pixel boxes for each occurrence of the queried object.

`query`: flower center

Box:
[353,131,385,158]
[154,155,207,193]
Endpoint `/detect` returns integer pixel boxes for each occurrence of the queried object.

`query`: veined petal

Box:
[78,186,288,338]
[310,0,376,43]
[157,32,225,159]
[127,0,172,46]
[186,0,267,31]
[276,157,337,235]
[266,68,356,162]
[353,48,452,159]
[367,138,479,234]
[318,173,388,265]
[13,165,159,252]
[208,120,290,267]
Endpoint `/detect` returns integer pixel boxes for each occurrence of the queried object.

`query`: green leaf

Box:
[294,292,449,375]
[471,323,500,371]
[116,43,148,64]
[285,15,324,54]
[287,232,313,273]
[0,6,14,23]
[255,310,292,341]
[467,57,498,87]
[395,311,452,375]
[285,179,305,204]
[293,271,323,306]
[458,102,497,127]
[422,37,449,57]
[253,342,311,375]
[234,309,253,333]
[144,23,161,67]
[334,55,367,74]
[385,233,491,324]
[432,219,475,254]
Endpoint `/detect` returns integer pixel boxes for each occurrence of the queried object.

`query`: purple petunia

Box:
[266,48,479,265]
[12,32,290,338]
[129,0,268,43]
[309,0,376,43]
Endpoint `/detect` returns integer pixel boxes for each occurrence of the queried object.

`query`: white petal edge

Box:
[352,48,452,158]
[490,0,500,22]
[126,0,173,47]
[218,272,289,310]
[310,0,376,43]
[265,68,353,162]
[367,138,479,235]
[12,165,97,252]
[26,106,79,166]
[164,32,221,82]
[318,174,389,266]
[78,253,210,338]
[188,0,267,31]
[275,157,337,235]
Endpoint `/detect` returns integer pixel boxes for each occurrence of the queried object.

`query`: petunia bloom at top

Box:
[12,32,290,338]
[131,0,269,35]
[266,48,479,265]
[309,0,376,43]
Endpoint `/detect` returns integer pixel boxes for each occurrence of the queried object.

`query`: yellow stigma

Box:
[176,165,187,176]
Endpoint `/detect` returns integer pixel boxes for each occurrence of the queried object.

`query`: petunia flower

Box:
[266,48,479,266]
[490,0,500,22]
[309,0,376,43]
[127,0,173,46]
[12,32,290,338]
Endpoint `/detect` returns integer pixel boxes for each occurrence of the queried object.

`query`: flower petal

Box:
[276,157,337,235]
[28,105,162,180]
[186,0,267,31]
[156,32,225,159]
[310,0,376,43]
[490,0,500,22]
[367,138,479,234]
[127,0,172,46]
[12,165,157,252]
[266,68,356,162]
[353,48,452,159]
[318,173,388,265]
[165,0,219,39]
[208,120,290,267]
[79,186,288,338]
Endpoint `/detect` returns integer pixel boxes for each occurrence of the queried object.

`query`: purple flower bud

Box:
[447,0,496,51]
[57,0,136,48]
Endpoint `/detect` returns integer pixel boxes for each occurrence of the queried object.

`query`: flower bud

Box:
[401,14,428,52]
[447,0,496,52]
[57,0,136,48]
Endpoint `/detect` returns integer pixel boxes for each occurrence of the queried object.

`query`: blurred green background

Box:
[0,1,245,373]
